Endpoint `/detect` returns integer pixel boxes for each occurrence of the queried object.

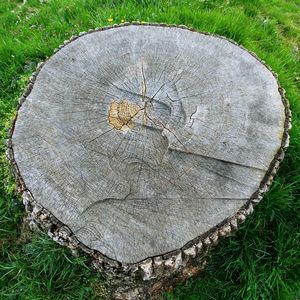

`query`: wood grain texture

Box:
[12,24,286,264]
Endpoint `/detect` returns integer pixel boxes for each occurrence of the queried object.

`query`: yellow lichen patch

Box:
[108,100,141,131]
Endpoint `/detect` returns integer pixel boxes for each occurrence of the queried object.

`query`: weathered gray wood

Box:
[12,24,287,269]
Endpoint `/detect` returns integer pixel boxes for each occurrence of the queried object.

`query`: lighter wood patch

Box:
[108,100,141,131]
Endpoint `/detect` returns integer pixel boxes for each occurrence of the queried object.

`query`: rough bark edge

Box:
[6,22,291,298]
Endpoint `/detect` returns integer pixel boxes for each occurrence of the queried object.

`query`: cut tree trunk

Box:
[8,23,290,299]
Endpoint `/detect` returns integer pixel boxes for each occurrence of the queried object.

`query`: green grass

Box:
[0,0,299,299]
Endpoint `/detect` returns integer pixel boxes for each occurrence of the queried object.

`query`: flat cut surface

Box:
[13,25,285,263]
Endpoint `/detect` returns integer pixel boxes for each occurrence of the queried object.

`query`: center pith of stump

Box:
[108,100,142,131]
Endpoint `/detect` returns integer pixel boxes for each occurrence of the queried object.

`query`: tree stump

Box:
[8,23,290,299]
